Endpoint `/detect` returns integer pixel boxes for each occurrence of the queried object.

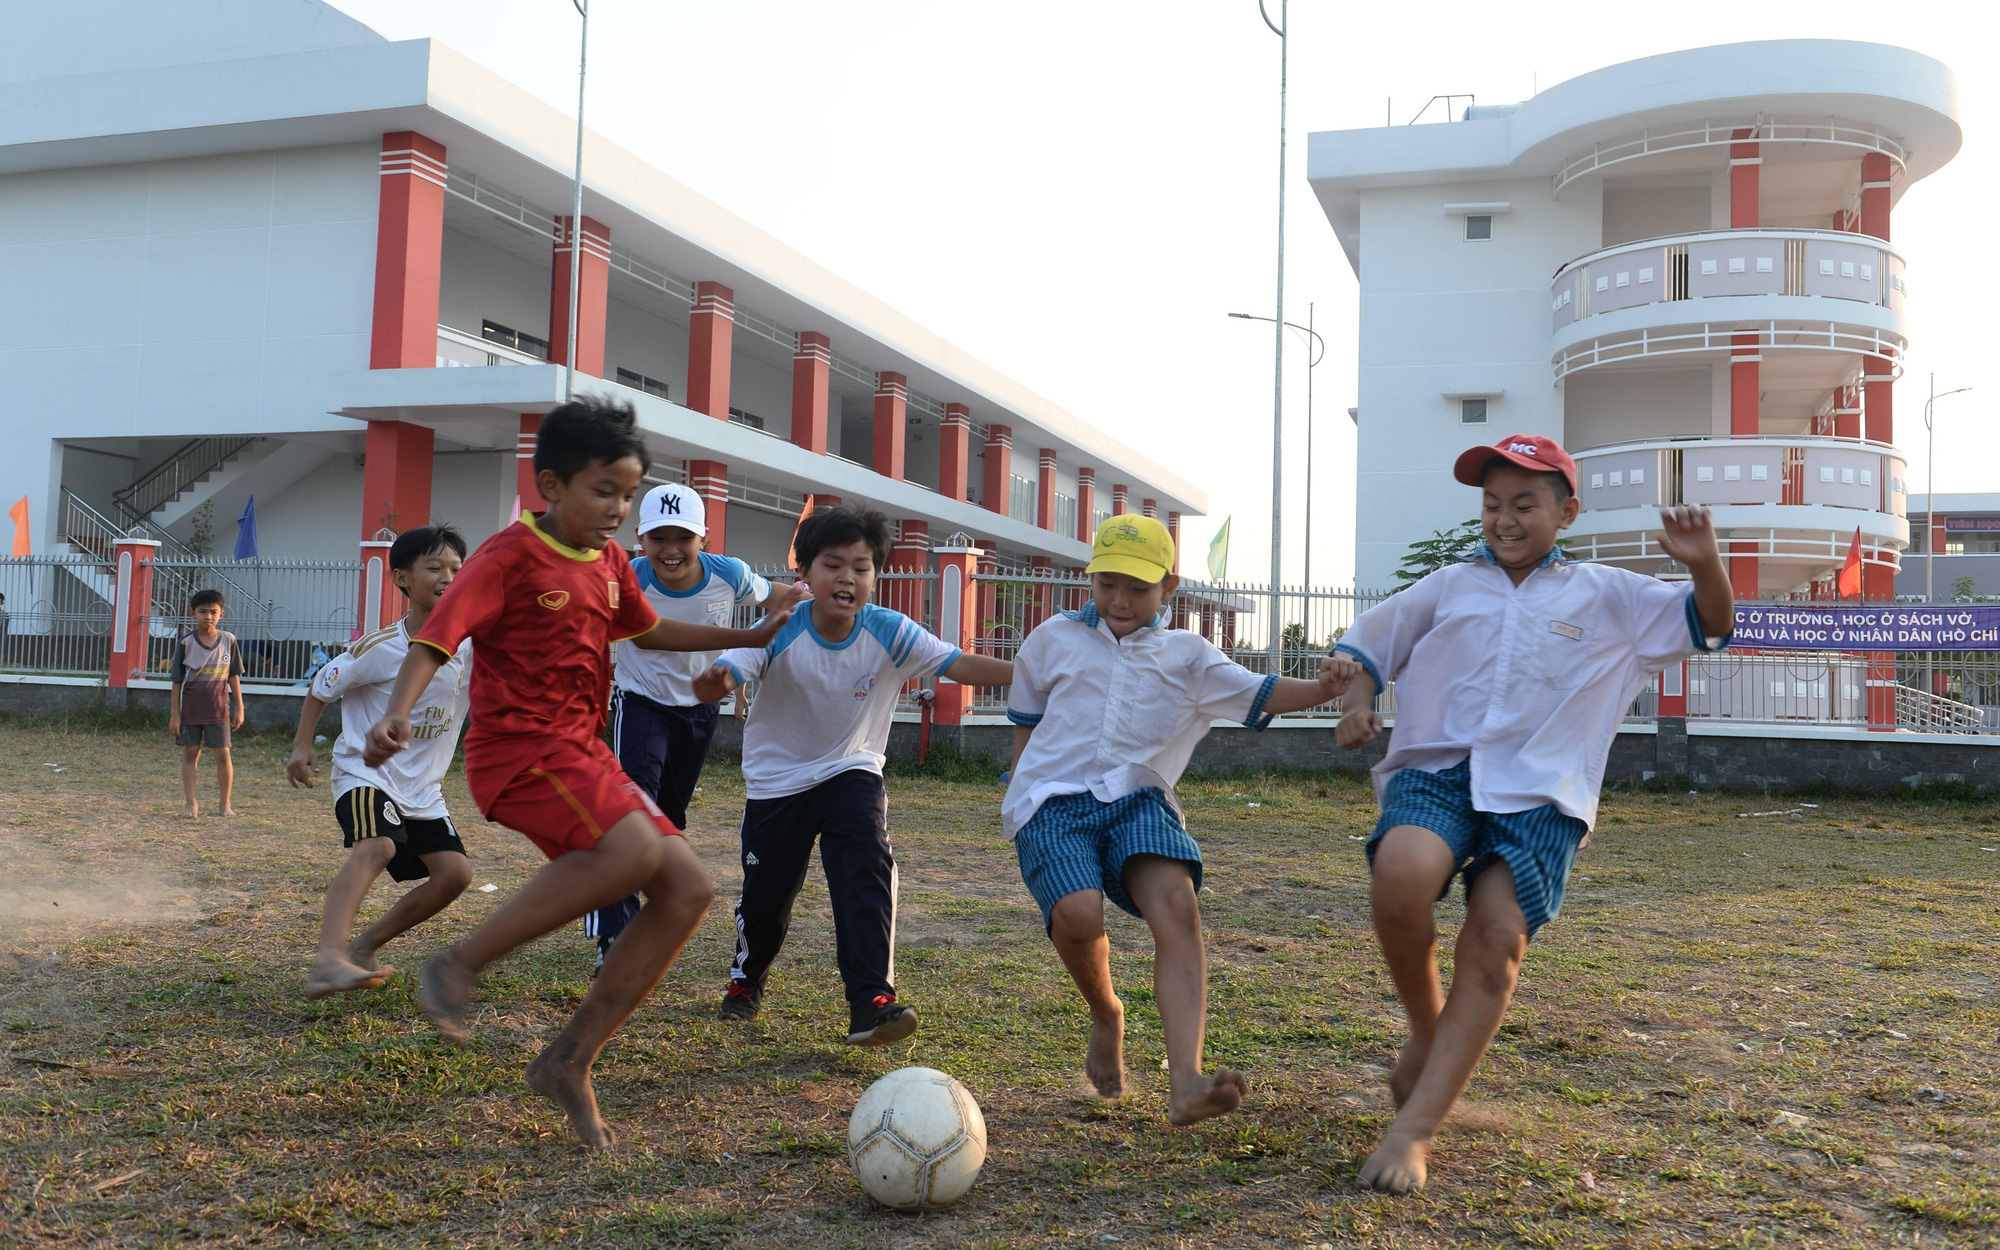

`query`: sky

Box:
[337,0,1993,589]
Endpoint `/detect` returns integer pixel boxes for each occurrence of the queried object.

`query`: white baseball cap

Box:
[635,483,706,537]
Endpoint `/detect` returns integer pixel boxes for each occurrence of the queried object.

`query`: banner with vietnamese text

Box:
[1731,604,2000,651]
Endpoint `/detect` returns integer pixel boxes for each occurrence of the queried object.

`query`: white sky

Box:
[337,0,1992,589]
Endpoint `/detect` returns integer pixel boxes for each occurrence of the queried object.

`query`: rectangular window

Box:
[482,319,549,360]
[1463,214,1492,241]
[1054,492,1078,538]
[1093,508,1109,535]
[616,367,670,400]
[726,406,766,431]
[1009,474,1036,524]
[1460,398,1488,425]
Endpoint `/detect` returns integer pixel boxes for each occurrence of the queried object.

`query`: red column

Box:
[515,414,542,516]
[873,372,908,481]
[356,539,398,638]
[792,331,830,453]
[1729,329,1760,599]
[108,538,160,687]
[687,282,734,420]
[1865,358,1894,445]
[1112,484,1129,516]
[1027,555,1055,635]
[1142,498,1158,519]
[1729,130,1759,229]
[932,542,982,724]
[1036,449,1057,531]
[370,132,447,370]
[982,424,1013,516]
[548,216,609,377]
[1834,382,1862,440]
[888,520,929,623]
[1167,511,1182,574]
[359,419,434,539]
[1075,468,1096,542]
[1859,152,1893,242]
[939,403,971,503]
[689,460,728,554]
[1657,662,1688,718]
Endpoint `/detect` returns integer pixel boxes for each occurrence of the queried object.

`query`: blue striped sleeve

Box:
[1243,673,1279,731]
[1007,708,1043,727]
[1684,591,1731,652]
[935,646,962,676]
[1333,641,1385,694]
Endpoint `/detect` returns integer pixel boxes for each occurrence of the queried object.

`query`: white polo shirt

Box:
[1334,550,1728,829]
[717,603,959,799]
[612,552,770,707]
[312,620,472,819]
[1002,603,1279,838]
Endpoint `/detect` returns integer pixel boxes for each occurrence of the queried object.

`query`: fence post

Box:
[356,539,397,639]
[108,538,161,687]
[932,542,982,725]
[1657,661,1687,717]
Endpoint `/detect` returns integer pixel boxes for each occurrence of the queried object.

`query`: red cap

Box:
[1453,434,1577,495]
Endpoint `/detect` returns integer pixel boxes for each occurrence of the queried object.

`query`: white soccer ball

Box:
[847,1066,987,1211]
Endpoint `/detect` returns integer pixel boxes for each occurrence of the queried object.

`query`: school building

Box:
[0,0,1202,585]
[1307,40,1960,599]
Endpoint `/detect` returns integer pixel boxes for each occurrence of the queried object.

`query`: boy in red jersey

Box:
[364,398,803,1149]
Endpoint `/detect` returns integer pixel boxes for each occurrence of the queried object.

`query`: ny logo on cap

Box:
[662,495,681,515]
[1508,442,1540,456]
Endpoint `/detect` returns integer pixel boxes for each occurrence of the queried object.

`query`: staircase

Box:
[1895,685,1990,734]
[113,437,272,531]
[58,489,253,636]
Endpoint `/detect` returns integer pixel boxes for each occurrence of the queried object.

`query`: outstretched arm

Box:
[632,581,810,652]
[1330,660,1382,750]
[1259,656,1361,717]
[942,653,1012,687]
[1656,504,1733,636]
[286,692,330,788]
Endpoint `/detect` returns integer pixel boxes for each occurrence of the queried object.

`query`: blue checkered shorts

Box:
[1014,789,1204,931]
[1370,759,1587,937]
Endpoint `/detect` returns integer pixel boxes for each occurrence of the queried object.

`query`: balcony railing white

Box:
[1553,120,1908,199]
[435,324,544,368]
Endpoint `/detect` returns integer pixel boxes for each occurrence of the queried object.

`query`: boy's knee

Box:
[426,853,473,893]
[647,853,715,915]
[1462,913,1528,990]
[352,836,398,868]
[1048,892,1105,945]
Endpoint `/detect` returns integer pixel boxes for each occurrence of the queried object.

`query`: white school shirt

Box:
[612,552,770,707]
[717,604,960,799]
[1333,548,1729,829]
[312,621,472,819]
[1001,603,1280,838]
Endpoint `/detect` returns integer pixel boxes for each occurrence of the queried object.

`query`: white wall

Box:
[0,143,379,554]
[253,452,364,560]
[603,295,689,402]
[730,352,791,436]
[1601,180,1714,247]
[1562,366,1715,449]
[439,227,549,347]
[1352,179,1600,587]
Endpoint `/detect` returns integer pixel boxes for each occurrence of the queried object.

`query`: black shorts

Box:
[335,787,466,883]
[176,722,230,749]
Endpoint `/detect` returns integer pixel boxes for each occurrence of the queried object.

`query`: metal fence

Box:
[0,555,116,677]
[137,559,366,686]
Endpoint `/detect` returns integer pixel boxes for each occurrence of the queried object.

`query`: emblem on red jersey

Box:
[538,590,571,611]
[607,580,620,608]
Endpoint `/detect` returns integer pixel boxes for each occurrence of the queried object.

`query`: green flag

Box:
[1206,516,1231,582]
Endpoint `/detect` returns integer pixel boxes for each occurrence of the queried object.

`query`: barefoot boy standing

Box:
[1005,515,1354,1125]
[287,525,472,999]
[168,589,245,818]
[363,398,802,1149]
[1330,434,1733,1192]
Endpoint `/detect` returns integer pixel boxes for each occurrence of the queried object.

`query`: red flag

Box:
[1836,526,1863,600]
[8,496,28,557]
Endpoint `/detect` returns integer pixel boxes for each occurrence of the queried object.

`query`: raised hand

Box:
[747,582,812,645]
[1656,504,1722,569]
[691,664,738,706]
[1319,655,1361,702]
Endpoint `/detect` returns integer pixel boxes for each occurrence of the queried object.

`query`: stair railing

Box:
[111,436,257,525]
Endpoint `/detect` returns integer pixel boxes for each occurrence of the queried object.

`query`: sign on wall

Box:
[1731,604,2000,651]
[1942,517,2000,531]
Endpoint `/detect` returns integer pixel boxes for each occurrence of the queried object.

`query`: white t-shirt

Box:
[717,604,960,799]
[312,620,472,819]
[1003,604,1277,838]
[612,552,770,707]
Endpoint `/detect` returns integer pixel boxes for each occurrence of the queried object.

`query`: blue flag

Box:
[233,496,259,560]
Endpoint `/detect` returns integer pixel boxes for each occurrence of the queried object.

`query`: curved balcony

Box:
[1553,120,1908,199]
[1565,435,1908,588]
[1550,229,1907,382]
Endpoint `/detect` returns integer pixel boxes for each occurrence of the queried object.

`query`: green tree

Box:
[1953,575,1976,603]
[1391,520,1483,594]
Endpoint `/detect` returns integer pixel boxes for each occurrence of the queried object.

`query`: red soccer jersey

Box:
[415,514,656,805]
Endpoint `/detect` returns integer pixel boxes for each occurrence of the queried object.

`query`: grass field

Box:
[1,715,1996,1248]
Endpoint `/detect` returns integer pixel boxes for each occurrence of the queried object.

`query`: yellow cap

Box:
[1086,514,1176,583]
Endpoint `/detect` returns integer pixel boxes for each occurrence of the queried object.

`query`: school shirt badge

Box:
[538,590,570,611]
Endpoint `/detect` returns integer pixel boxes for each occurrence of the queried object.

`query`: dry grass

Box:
[0,718,1996,1248]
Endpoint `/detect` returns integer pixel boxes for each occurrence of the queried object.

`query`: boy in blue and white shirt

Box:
[694,506,1013,1045]
[586,483,773,967]
[1007,515,1354,1127]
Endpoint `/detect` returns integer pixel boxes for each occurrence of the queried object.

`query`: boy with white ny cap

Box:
[586,482,774,969]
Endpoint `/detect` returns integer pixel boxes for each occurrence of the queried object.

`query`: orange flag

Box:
[8,496,28,557]
[1836,526,1863,600]
[788,493,815,559]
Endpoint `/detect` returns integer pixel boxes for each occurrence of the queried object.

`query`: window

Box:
[1460,398,1488,425]
[726,406,766,431]
[1054,492,1078,539]
[481,319,549,360]
[1093,508,1109,535]
[1009,474,1036,524]
[1463,214,1492,241]
[616,368,669,400]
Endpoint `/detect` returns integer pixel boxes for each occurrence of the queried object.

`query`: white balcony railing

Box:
[435,324,545,368]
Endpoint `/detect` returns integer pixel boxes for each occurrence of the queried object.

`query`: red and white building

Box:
[0,0,1201,586]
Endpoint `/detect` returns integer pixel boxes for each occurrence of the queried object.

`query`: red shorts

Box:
[475,737,681,860]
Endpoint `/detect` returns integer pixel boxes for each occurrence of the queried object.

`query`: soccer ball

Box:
[847,1066,987,1210]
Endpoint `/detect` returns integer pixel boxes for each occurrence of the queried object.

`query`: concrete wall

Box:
[439,227,549,350]
[1564,364,1715,450]
[1601,180,1714,246]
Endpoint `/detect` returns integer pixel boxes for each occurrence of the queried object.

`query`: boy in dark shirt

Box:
[168,588,244,818]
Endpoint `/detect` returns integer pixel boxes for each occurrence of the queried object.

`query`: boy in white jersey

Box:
[586,483,774,968]
[287,526,474,999]
[1007,515,1355,1125]
[693,506,1013,1045]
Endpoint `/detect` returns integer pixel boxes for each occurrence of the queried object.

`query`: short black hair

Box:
[795,505,892,572]
[1479,460,1573,504]
[533,396,650,485]
[190,588,225,611]
[389,524,467,572]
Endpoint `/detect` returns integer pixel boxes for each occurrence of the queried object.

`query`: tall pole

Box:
[565,0,590,402]
[1304,300,1315,591]
[1258,0,1287,663]
[1927,371,1936,605]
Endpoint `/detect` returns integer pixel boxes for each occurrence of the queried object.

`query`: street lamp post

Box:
[564,0,590,402]
[1256,0,1288,663]
[1229,308,1325,583]
[1923,373,1973,603]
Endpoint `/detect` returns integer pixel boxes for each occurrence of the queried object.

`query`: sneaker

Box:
[718,981,762,1021]
[592,936,612,979]
[846,994,918,1046]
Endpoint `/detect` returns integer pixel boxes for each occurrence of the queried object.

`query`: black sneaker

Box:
[846,994,918,1046]
[718,981,762,1021]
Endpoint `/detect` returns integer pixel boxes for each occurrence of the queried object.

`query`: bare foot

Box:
[220,806,238,817]
[1358,1131,1430,1194]
[347,942,382,974]
[1084,1004,1126,1099]
[1389,1036,1431,1108]
[180,803,199,819]
[418,951,474,1044]
[526,1043,616,1150]
[304,955,393,1000]
[1167,1067,1248,1126]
